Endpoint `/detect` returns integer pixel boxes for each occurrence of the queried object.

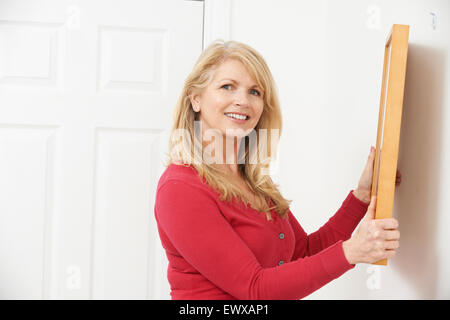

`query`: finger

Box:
[363,146,375,170]
[370,146,376,157]
[382,230,400,240]
[364,196,377,220]
[377,218,399,230]
[384,249,397,259]
[367,147,375,166]
[384,240,400,250]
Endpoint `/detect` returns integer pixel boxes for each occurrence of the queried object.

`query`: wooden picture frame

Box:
[371,24,409,266]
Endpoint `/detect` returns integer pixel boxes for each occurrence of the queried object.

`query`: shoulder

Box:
[156,162,214,197]
[155,164,222,220]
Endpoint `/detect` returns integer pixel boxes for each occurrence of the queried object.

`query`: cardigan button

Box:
[279,233,285,240]
[278,260,284,266]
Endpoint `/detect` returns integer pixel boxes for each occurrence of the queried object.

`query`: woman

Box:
[154,40,401,300]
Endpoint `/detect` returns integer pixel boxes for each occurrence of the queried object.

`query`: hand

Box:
[353,146,376,203]
[356,146,376,193]
[342,196,400,264]
[354,146,402,204]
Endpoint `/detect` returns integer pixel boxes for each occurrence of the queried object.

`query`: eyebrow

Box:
[219,78,262,90]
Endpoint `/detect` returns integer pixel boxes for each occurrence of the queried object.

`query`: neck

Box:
[201,134,243,177]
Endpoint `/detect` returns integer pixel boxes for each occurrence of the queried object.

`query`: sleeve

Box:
[289,190,369,261]
[155,179,355,300]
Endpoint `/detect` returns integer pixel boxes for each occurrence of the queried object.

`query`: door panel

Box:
[0,0,203,299]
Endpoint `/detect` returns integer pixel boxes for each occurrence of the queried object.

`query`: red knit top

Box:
[154,163,369,300]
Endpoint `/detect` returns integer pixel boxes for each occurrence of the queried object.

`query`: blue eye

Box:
[221,84,261,97]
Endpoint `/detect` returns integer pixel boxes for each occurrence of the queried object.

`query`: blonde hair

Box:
[166,39,292,220]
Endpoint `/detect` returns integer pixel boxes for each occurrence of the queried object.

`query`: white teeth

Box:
[225,113,248,120]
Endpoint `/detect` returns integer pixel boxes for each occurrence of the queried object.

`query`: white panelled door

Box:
[0,0,203,299]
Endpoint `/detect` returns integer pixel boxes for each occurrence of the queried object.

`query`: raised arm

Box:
[289,190,369,261]
[155,179,355,300]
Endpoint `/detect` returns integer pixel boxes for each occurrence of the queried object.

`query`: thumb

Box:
[364,195,377,221]
[366,146,376,170]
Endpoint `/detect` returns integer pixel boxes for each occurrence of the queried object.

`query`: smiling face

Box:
[189,59,265,141]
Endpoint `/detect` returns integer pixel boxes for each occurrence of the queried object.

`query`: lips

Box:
[224,112,250,120]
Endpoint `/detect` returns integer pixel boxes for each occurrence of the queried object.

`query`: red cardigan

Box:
[154,163,369,300]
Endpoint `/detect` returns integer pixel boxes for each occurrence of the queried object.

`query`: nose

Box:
[233,88,250,106]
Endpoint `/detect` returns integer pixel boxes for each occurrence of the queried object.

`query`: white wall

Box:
[229,0,450,299]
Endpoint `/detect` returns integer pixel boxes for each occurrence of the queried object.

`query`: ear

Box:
[189,93,201,112]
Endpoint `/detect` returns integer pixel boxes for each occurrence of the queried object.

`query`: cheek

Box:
[254,102,264,120]
[201,95,222,114]
[205,92,230,113]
